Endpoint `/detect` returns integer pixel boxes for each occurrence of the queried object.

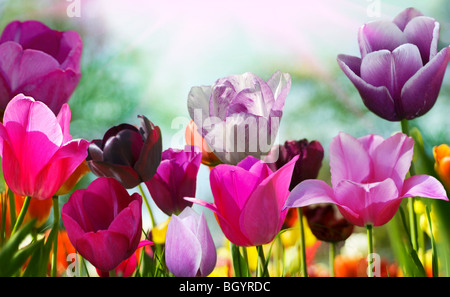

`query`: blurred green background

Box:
[2,0,450,275]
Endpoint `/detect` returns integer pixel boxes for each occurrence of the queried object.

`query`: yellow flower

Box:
[151,217,170,244]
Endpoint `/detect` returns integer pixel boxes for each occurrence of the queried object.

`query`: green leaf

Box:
[0,220,36,276]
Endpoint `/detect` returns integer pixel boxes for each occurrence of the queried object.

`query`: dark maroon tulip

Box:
[0,20,82,115]
[61,177,143,272]
[266,139,324,191]
[87,115,162,189]
[337,8,450,121]
[303,205,354,243]
[145,145,202,216]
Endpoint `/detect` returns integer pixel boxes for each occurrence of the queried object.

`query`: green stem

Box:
[401,119,418,251]
[366,224,374,277]
[51,196,59,277]
[138,183,156,228]
[297,207,308,277]
[329,242,336,277]
[256,245,269,277]
[230,242,243,277]
[10,196,31,236]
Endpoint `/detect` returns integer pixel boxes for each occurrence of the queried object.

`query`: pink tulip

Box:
[0,94,89,200]
[61,177,143,272]
[0,20,82,115]
[284,132,448,227]
[186,155,298,247]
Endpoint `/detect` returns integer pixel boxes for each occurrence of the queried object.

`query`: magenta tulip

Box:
[337,8,450,121]
[165,207,217,277]
[0,94,88,200]
[284,132,448,227]
[145,145,202,216]
[61,177,143,272]
[0,20,82,115]
[186,155,298,247]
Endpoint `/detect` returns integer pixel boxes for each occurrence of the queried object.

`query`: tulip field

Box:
[3,0,450,288]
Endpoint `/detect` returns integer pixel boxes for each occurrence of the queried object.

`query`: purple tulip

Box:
[0,20,82,115]
[86,115,162,189]
[61,177,143,272]
[337,8,450,121]
[284,132,448,227]
[266,139,324,191]
[145,145,202,216]
[165,207,217,277]
[187,71,291,165]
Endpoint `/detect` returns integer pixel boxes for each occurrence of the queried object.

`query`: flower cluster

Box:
[1,7,450,279]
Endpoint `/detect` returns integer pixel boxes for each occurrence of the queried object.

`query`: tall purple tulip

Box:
[145,145,202,216]
[165,207,217,277]
[86,115,162,189]
[187,71,291,165]
[337,8,450,121]
[0,20,82,115]
[61,177,143,272]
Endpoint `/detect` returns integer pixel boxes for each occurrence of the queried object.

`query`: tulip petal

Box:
[329,132,371,187]
[187,85,212,133]
[56,103,72,143]
[401,46,450,120]
[77,230,130,272]
[404,16,439,63]
[165,214,202,277]
[393,7,424,31]
[134,116,162,182]
[196,212,217,276]
[334,178,400,227]
[401,175,448,200]
[284,179,337,210]
[358,21,407,57]
[267,71,291,111]
[371,132,414,189]
[337,54,397,120]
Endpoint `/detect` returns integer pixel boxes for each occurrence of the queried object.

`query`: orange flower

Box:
[185,120,222,167]
[47,229,76,276]
[56,160,90,196]
[334,254,399,277]
[433,144,450,189]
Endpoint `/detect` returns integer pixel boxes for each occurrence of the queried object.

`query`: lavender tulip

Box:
[145,145,202,216]
[0,20,82,115]
[187,71,291,165]
[165,207,217,277]
[337,8,450,121]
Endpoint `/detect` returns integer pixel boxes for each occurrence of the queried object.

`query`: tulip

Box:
[337,8,450,121]
[266,139,324,190]
[186,155,298,247]
[86,115,162,189]
[96,240,153,277]
[187,71,291,165]
[165,207,216,277]
[185,120,222,167]
[303,205,354,243]
[0,20,82,116]
[0,94,89,200]
[61,177,143,272]
[433,144,450,190]
[145,145,202,216]
[284,132,448,227]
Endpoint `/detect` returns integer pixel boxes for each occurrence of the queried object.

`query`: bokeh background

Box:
[2,0,450,274]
